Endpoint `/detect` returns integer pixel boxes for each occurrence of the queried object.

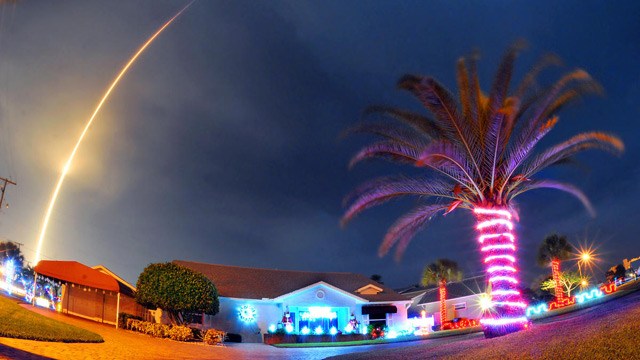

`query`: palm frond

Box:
[363,105,445,139]
[342,176,455,226]
[377,203,448,260]
[456,58,472,122]
[417,140,481,195]
[398,75,485,188]
[521,132,624,179]
[348,140,421,168]
[344,122,428,147]
[511,179,595,217]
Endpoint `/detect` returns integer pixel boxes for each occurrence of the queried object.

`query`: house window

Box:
[454,302,467,310]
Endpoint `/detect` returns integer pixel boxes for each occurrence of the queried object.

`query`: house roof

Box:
[35,260,120,292]
[417,276,487,304]
[92,265,136,297]
[173,260,410,303]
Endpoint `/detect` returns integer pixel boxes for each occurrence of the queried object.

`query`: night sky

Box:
[0,1,638,289]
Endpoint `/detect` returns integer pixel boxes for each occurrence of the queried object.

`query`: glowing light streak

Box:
[34,2,194,264]
[526,303,549,317]
[487,266,516,273]
[485,255,516,263]
[481,244,516,252]
[492,301,527,308]
[488,276,518,284]
[576,288,603,304]
[600,283,617,295]
[473,208,512,219]
[491,290,520,296]
[480,317,528,326]
[476,219,513,231]
[478,233,515,243]
[548,296,576,310]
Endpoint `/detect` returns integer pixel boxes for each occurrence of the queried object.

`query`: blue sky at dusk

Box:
[0,0,638,289]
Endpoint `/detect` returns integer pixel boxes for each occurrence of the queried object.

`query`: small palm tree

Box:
[421,259,463,325]
[537,234,574,299]
[342,42,623,337]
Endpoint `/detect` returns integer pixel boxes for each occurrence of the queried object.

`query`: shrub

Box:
[136,262,219,325]
[203,329,226,345]
[118,313,142,329]
[168,325,194,341]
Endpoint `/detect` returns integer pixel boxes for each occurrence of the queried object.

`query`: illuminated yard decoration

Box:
[526,303,548,317]
[548,296,575,311]
[238,304,257,323]
[342,44,624,338]
[475,207,528,335]
[300,326,310,335]
[600,282,617,295]
[439,285,447,325]
[576,288,603,304]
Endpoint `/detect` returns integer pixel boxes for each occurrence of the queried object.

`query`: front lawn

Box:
[0,295,103,343]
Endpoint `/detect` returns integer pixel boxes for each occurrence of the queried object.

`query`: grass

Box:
[329,284,640,359]
[0,295,103,343]
[273,326,481,348]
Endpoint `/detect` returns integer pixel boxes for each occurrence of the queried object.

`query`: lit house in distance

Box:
[173,261,411,342]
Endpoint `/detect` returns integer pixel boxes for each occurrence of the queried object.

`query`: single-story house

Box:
[403,276,487,325]
[34,260,149,326]
[173,260,412,342]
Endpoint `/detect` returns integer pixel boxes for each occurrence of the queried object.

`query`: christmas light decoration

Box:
[488,276,518,284]
[600,283,617,295]
[491,290,520,296]
[575,288,603,304]
[35,297,51,308]
[301,326,310,335]
[474,207,527,337]
[329,326,338,335]
[548,296,575,311]
[481,244,516,252]
[344,324,354,333]
[439,284,447,324]
[526,303,549,317]
[442,318,480,330]
[492,301,527,308]
[285,324,294,334]
[238,304,257,323]
[480,317,528,326]
[314,326,324,335]
[487,266,517,273]
[479,233,515,243]
[268,324,276,333]
[485,255,516,263]
[386,329,398,339]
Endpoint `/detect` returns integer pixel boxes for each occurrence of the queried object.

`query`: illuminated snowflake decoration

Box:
[238,304,257,323]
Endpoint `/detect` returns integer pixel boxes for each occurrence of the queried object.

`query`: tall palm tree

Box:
[342,43,624,337]
[537,234,574,300]
[421,259,463,325]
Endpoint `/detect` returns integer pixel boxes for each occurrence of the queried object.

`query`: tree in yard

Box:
[540,271,582,297]
[421,259,462,325]
[342,42,624,337]
[370,274,384,284]
[136,262,219,325]
[537,233,575,300]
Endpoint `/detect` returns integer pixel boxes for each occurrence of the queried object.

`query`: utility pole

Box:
[0,176,16,210]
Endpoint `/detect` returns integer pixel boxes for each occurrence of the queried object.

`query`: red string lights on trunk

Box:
[474,207,528,337]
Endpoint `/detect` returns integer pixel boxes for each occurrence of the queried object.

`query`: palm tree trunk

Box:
[439,279,447,325]
[551,258,564,299]
[474,207,528,338]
